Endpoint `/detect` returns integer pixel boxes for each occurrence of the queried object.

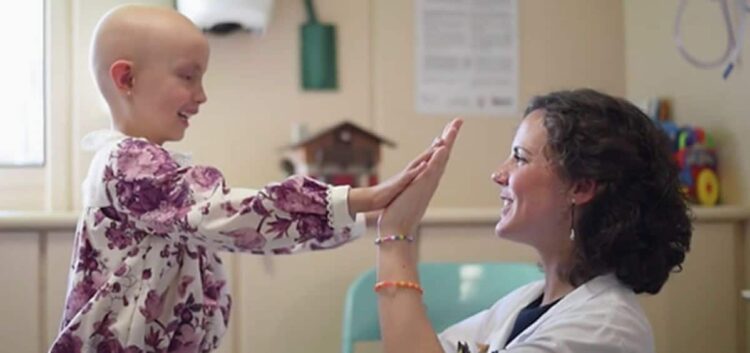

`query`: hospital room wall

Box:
[624,0,750,206]
[623,1,750,349]
[61,0,373,211]
[57,0,626,213]
[58,0,750,211]
[0,0,626,211]
[371,0,625,208]
[10,1,750,211]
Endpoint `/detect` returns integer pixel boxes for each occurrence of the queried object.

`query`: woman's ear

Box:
[571,178,597,205]
[110,60,134,94]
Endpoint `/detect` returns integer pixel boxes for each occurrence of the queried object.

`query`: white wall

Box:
[625,0,750,205]
[0,0,628,212]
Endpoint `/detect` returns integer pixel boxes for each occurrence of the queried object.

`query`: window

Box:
[0,1,45,166]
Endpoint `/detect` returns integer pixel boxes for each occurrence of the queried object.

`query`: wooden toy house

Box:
[282,121,395,187]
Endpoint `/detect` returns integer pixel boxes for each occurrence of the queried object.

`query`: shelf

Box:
[421,205,750,226]
[0,205,748,232]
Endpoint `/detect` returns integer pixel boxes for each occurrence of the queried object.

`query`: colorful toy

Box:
[664,123,720,206]
[647,97,720,206]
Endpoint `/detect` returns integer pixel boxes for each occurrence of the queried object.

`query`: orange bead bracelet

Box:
[373,280,424,295]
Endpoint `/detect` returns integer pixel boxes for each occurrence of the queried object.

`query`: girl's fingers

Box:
[406,117,463,171]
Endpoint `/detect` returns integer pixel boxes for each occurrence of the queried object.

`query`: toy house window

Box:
[0,1,45,166]
[337,129,352,144]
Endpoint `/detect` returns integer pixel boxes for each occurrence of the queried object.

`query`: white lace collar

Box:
[81,129,193,166]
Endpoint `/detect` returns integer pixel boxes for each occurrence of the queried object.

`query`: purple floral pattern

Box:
[49,137,363,352]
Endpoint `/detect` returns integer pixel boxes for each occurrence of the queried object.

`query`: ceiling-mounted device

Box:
[176,0,275,34]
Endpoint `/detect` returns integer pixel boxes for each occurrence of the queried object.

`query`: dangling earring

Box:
[569,199,576,241]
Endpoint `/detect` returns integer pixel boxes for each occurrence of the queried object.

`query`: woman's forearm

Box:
[373,119,462,353]
[376,232,444,353]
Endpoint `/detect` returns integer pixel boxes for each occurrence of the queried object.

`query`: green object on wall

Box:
[301,0,337,90]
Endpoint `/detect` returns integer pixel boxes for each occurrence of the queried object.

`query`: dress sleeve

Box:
[100,138,365,253]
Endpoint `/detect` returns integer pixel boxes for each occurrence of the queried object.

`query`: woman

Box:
[375,89,692,353]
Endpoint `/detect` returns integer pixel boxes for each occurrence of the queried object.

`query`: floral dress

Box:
[49,131,365,353]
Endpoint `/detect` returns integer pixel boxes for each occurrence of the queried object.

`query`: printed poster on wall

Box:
[415,0,519,116]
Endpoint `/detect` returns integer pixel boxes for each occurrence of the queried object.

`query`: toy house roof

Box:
[286,121,396,149]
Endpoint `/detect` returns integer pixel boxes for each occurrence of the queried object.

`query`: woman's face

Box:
[492,110,572,249]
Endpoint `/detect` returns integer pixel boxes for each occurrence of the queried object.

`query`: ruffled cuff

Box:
[327,185,366,238]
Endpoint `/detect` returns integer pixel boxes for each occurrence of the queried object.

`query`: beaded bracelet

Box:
[373,234,414,245]
[374,280,424,295]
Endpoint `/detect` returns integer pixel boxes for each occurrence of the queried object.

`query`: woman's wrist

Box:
[377,226,416,238]
[377,248,419,281]
[376,228,419,275]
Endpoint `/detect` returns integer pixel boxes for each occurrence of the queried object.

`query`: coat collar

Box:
[502,274,622,348]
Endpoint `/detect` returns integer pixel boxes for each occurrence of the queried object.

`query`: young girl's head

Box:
[91,5,209,145]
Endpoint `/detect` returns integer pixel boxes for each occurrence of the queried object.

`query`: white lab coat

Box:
[438,274,654,353]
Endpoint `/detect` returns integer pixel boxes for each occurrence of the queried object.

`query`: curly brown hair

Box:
[525,89,692,294]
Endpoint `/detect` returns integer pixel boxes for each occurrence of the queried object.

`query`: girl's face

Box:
[492,110,572,251]
[130,32,209,145]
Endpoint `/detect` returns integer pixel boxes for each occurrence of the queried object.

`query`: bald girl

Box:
[91,4,209,145]
[49,5,448,353]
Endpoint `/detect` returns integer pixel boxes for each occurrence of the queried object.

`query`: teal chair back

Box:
[341,262,543,353]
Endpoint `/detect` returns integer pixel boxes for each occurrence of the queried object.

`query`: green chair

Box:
[341,262,543,353]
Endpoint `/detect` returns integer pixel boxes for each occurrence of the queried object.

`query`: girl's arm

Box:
[101,138,362,253]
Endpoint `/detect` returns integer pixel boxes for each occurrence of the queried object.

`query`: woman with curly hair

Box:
[374,89,692,353]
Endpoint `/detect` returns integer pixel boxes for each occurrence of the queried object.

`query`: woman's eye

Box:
[513,154,527,164]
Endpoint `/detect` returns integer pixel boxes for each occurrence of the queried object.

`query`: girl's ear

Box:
[110,60,134,94]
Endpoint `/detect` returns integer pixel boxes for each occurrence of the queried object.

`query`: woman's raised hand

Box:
[377,118,463,235]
